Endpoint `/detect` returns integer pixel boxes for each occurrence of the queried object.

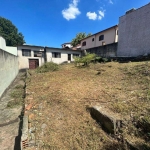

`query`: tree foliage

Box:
[71,32,91,47]
[0,17,25,46]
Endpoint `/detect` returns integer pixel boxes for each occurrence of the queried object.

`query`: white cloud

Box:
[109,0,113,4]
[86,10,105,21]
[99,10,105,18]
[98,16,102,20]
[62,0,81,20]
[72,0,79,6]
[86,12,97,20]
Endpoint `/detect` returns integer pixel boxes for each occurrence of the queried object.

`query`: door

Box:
[68,54,71,61]
[29,59,39,69]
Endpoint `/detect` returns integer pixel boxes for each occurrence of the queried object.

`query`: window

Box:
[52,52,61,58]
[34,51,44,57]
[22,49,31,57]
[92,38,94,42]
[82,41,86,46]
[99,35,104,41]
[116,30,118,35]
[73,54,79,57]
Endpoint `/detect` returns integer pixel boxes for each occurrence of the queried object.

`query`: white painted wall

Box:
[17,46,45,69]
[46,48,81,64]
[6,46,17,56]
[0,36,6,51]
[81,26,118,50]
[0,37,18,56]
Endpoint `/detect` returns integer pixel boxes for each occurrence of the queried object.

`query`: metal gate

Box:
[29,59,39,69]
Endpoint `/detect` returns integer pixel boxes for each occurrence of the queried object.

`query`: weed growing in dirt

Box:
[7,73,26,108]
[36,62,59,73]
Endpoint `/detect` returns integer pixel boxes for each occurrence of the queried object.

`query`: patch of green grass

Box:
[15,84,24,89]
[7,85,25,108]
[7,99,23,108]
[10,90,24,99]
[36,62,59,73]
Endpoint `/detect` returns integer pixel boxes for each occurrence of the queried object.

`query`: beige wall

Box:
[81,26,118,50]
[0,39,18,97]
[46,48,81,64]
[17,46,45,69]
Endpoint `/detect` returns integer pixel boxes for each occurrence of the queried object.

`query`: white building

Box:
[81,25,118,50]
[17,45,45,69]
[61,42,73,49]
[45,47,81,64]
[17,45,81,69]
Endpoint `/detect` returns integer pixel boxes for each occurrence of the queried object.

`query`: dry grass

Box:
[26,61,150,149]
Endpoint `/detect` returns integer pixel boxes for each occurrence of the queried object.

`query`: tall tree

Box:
[71,32,92,47]
[0,17,25,46]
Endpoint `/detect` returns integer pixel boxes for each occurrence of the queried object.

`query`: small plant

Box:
[74,53,96,67]
[36,62,59,73]
[74,53,109,67]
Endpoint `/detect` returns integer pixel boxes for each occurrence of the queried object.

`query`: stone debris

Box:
[90,105,122,134]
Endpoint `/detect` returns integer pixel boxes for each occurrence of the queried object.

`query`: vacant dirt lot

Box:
[26,61,150,150]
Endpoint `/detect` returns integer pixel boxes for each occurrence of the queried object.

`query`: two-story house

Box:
[81,25,118,50]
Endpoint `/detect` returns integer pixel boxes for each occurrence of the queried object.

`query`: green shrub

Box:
[102,58,108,62]
[74,53,96,67]
[36,62,59,73]
[74,53,109,67]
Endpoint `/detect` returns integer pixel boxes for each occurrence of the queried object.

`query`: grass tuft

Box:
[36,62,59,73]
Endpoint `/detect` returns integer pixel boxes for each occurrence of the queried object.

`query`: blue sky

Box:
[0,0,149,47]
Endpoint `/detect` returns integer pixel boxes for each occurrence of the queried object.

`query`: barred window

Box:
[52,52,61,58]
[34,51,44,57]
[22,49,31,57]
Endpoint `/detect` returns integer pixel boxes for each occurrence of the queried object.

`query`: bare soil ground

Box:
[26,61,150,150]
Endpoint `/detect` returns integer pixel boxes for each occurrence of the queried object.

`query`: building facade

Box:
[46,47,81,64]
[81,25,118,50]
[17,45,81,69]
[17,45,45,69]
[117,3,150,57]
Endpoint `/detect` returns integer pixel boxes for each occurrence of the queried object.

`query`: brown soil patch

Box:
[26,62,150,149]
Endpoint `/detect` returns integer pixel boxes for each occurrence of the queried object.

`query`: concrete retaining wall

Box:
[117,3,150,57]
[86,43,117,57]
[0,49,19,98]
